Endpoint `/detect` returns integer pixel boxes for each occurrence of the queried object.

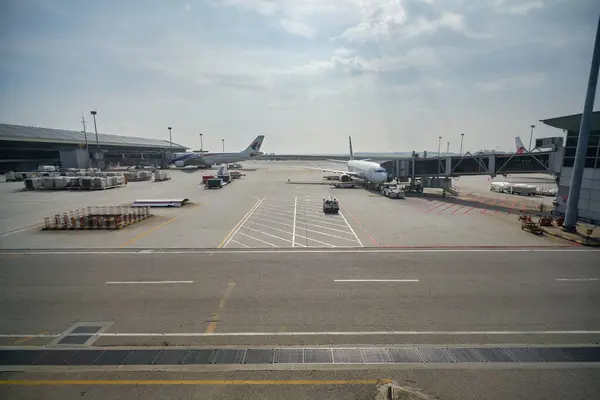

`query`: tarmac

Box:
[0,161,598,399]
[0,162,575,249]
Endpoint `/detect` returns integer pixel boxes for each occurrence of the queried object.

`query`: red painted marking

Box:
[437,203,457,214]
[481,199,497,214]
[450,205,467,214]
[424,202,446,213]
[338,202,379,247]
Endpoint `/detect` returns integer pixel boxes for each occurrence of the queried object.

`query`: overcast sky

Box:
[0,0,598,154]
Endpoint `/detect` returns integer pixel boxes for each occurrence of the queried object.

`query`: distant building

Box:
[540,111,600,224]
[0,123,187,171]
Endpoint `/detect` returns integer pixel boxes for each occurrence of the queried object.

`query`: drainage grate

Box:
[1,346,599,366]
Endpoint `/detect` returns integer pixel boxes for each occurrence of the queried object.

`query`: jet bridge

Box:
[384,138,564,181]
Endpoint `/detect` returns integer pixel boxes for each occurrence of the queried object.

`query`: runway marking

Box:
[0,379,390,386]
[229,239,250,248]
[292,196,297,247]
[334,279,419,282]
[219,197,264,248]
[241,226,293,244]
[119,217,178,248]
[238,232,278,247]
[105,281,194,285]
[556,278,599,282]
[206,281,236,334]
[339,211,363,247]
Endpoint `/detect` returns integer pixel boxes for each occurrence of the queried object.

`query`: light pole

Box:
[222,139,225,152]
[446,141,450,155]
[168,127,172,150]
[460,133,464,156]
[90,111,100,168]
[81,114,91,169]
[437,136,442,157]
[199,133,203,151]
[528,124,535,151]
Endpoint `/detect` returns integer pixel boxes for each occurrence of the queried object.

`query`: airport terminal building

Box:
[541,111,600,224]
[0,123,186,172]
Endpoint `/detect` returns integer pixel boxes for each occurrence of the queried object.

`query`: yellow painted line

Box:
[119,217,177,248]
[0,379,391,386]
[206,281,236,334]
[11,331,47,345]
[217,198,263,248]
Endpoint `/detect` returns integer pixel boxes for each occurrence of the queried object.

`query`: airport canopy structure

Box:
[0,123,187,171]
[540,111,600,132]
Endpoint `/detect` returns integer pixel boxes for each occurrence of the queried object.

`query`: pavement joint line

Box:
[220,197,265,248]
[4,330,597,337]
[0,379,391,386]
[238,231,279,247]
[205,281,236,334]
[119,217,178,248]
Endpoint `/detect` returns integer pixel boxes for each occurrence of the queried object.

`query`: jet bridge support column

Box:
[489,155,496,176]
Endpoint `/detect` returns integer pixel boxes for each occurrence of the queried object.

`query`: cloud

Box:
[280,19,316,38]
[476,73,545,92]
[492,0,544,15]
[184,3,191,13]
[282,47,439,76]
[333,47,355,57]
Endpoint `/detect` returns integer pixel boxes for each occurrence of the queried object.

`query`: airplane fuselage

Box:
[347,159,389,184]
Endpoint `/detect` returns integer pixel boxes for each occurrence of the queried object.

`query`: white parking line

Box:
[339,211,363,247]
[259,209,294,219]
[238,231,279,247]
[251,216,293,228]
[292,196,297,247]
[301,220,358,235]
[241,226,293,244]
[245,221,295,239]
[223,197,265,248]
[556,278,599,281]
[293,233,336,247]
[229,239,250,248]
[333,279,419,282]
[296,213,349,228]
[300,226,360,243]
[261,204,294,214]
[105,281,194,284]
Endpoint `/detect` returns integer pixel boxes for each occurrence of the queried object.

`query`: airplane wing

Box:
[292,166,359,176]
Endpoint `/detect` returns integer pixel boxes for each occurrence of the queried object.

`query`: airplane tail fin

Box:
[243,135,265,155]
[515,137,527,154]
[348,136,354,160]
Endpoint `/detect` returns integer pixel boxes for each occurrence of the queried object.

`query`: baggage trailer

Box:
[323,197,340,214]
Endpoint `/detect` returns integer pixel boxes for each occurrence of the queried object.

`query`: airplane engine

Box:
[174,161,185,168]
[340,174,352,183]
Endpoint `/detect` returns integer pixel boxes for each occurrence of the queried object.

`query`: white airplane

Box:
[171,135,265,167]
[295,137,390,185]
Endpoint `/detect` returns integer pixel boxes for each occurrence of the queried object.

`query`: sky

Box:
[0,0,599,154]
